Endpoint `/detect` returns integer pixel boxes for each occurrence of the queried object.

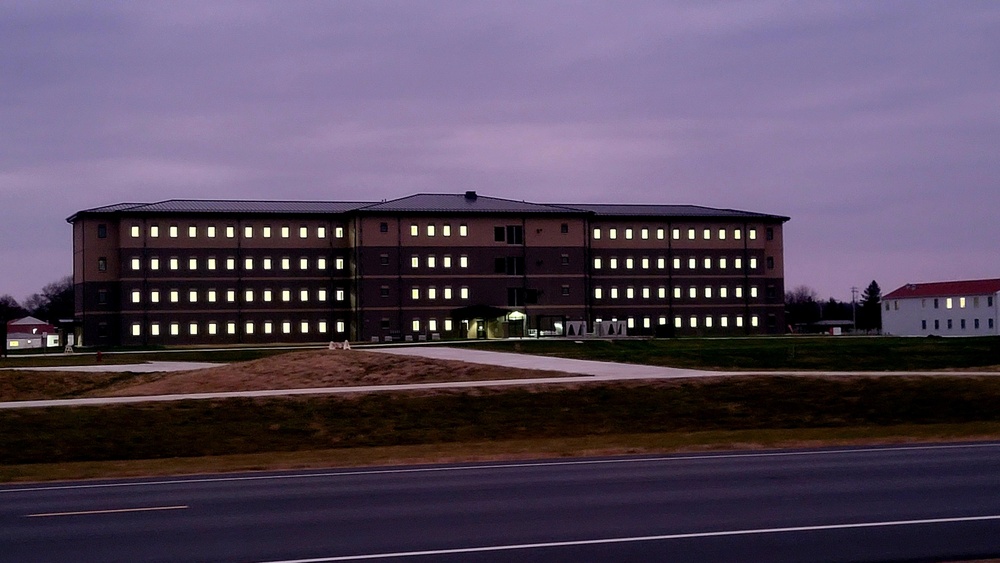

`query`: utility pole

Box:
[851,286,859,332]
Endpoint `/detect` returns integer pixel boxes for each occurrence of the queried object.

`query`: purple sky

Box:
[2,1,998,303]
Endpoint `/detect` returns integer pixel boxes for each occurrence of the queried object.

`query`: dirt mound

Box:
[90,349,571,397]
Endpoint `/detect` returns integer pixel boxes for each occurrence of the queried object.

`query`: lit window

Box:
[626,287,635,299]
[226,226,235,238]
[131,257,141,271]
[411,256,419,268]
[299,226,308,239]
[244,226,253,238]
[263,258,272,270]
[736,287,744,298]
[299,257,308,270]
[672,228,680,240]
[705,316,713,328]
[318,257,327,270]
[460,287,469,299]
[610,287,619,299]
[131,290,141,303]
[207,226,216,238]
[131,323,141,337]
[735,258,743,269]
[704,287,712,298]
[593,227,601,239]
[688,258,696,269]
[751,315,759,327]
[170,322,180,336]
[673,287,681,299]
[335,227,344,238]
[207,289,217,302]
[643,317,651,328]
[443,255,452,268]
[673,258,681,269]
[245,289,254,302]
[226,290,236,302]
[335,257,345,270]
[225,257,235,270]
[429,319,438,332]
[263,289,273,302]
[281,257,290,270]
[442,225,451,237]
[318,289,328,301]
[169,290,179,303]
[131,225,140,238]
[245,321,255,335]
[719,257,727,269]
[300,289,309,302]
[207,257,217,270]
[625,228,633,240]
[701,228,710,240]
[318,321,328,333]
[245,257,254,270]
[689,287,697,298]
[427,255,436,268]
[318,226,327,239]
[594,258,602,269]
[227,322,237,335]
[749,229,757,240]
[627,317,635,329]
[959,297,966,308]
[657,258,665,269]
[263,226,272,238]
[281,289,291,301]
[718,228,726,240]
[151,322,161,336]
[411,287,420,300]
[641,258,649,269]
[594,287,603,299]
[749,258,758,270]
[300,321,309,333]
[641,228,648,239]
[625,258,634,269]
[282,321,291,334]
[336,289,345,301]
[412,319,420,332]
[189,290,198,303]
[720,316,729,327]
[704,257,711,269]
[460,255,468,268]
[659,316,667,326]
[169,225,178,238]
[657,287,665,299]
[189,258,197,270]
[734,229,742,240]
[189,322,198,336]
[444,319,453,331]
[688,228,695,240]
[208,322,218,335]
[150,225,160,238]
[428,287,437,299]
[609,228,617,239]
[427,225,435,237]
[657,228,664,240]
[169,258,178,270]
[674,317,682,328]
[690,316,698,328]
[281,226,289,238]
[336,320,345,333]
[610,258,618,269]
[946,298,953,309]
[720,287,729,298]
[410,224,419,236]
[444,287,453,299]
[459,224,468,236]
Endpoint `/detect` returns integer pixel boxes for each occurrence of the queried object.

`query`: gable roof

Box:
[358,193,581,214]
[68,200,371,222]
[7,316,48,326]
[562,203,789,221]
[884,279,1000,300]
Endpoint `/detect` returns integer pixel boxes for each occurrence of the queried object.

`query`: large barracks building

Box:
[68,192,788,346]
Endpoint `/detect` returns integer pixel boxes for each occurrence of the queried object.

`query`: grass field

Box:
[472,336,1000,371]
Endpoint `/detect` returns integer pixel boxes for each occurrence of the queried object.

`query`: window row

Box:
[921,318,995,331]
[592,226,772,241]
[406,254,469,269]
[128,256,346,272]
[131,319,347,337]
[406,223,469,237]
[593,285,763,300]
[914,296,994,310]
[131,224,343,240]
[593,256,771,271]
[127,287,347,304]
[402,286,471,300]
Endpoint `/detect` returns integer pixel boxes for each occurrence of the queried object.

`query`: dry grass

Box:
[83,349,573,398]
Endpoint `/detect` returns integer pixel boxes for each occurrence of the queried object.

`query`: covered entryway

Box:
[450,304,515,339]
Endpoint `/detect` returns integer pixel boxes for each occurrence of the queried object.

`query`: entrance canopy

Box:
[450,304,512,321]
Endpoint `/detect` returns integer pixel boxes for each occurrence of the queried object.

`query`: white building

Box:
[882,279,1000,336]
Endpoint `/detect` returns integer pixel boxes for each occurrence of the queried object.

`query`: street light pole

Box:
[851,286,859,332]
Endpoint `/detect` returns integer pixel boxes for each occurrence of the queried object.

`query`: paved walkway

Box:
[5,361,222,373]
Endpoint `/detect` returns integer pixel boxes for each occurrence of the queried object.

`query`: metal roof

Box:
[358,193,582,214]
[884,279,1000,300]
[561,203,789,221]
[68,199,370,222]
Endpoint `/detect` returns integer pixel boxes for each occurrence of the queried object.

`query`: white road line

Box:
[2,442,997,494]
[25,505,188,518]
[256,514,1000,562]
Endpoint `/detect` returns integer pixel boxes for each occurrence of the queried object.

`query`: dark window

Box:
[766,285,776,299]
[494,226,506,242]
[561,254,569,265]
[97,257,107,272]
[766,256,774,269]
[495,256,524,275]
[922,320,927,330]
[961,319,966,329]
[560,223,569,234]
[380,319,390,330]
[934,299,939,309]
[561,285,570,296]
[934,320,940,330]
[990,319,994,329]
[380,286,389,298]
[506,225,523,244]
[97,289,108,305]
[975,319,980,329]
[97,322,108,338]
[989,297,994,307]
[767,314,777,327]
[766,227,774,241]
[379,222,389,233]
[379,254,389,266]
[507,288,525,306]
[947,319,953,329]
[494,257,506,273]
[97,224,107,238]
[526,288,539,304]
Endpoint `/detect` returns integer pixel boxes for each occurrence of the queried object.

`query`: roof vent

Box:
[465,191,478,201]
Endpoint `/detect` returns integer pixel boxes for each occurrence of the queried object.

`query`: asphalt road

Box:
[4,443,1000,562]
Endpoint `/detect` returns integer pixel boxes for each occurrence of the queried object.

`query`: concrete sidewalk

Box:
[5,361,222,373]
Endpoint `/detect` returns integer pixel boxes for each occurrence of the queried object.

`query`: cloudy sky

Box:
[2,1,998,303]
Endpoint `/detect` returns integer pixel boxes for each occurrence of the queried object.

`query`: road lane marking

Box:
[25,505,188,518]
[256,514,1000,562]
[3,441,999,494]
